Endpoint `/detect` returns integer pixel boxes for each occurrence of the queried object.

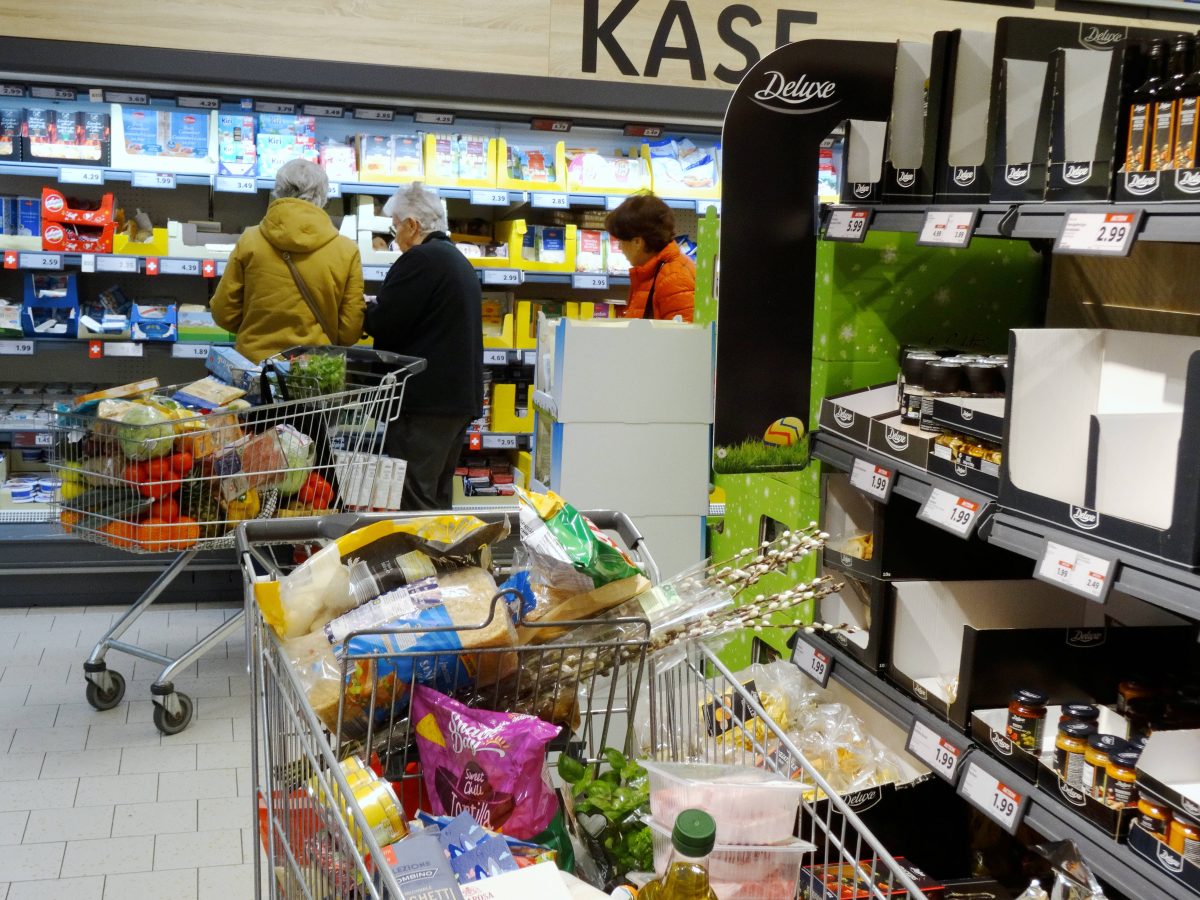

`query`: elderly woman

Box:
[605,192,695,322]
[365,182,483,510]
[211,158,365,363]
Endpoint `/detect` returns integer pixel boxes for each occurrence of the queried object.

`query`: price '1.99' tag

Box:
[1035,540,1114,602]
[917,488,981,538]
[906,720,964,784]
[849,457,893,502]
[958,761,1026,834]
[792,635,832,688]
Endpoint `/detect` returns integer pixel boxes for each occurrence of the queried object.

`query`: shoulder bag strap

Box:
[641,260,667,320]
[279,249,337,344]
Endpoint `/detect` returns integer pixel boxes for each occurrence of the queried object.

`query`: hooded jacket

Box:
[622,241,695,323]
[211,198,365,363]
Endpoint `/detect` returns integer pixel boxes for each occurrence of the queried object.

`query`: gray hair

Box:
[382,182,448,235]
[273,158,329,206]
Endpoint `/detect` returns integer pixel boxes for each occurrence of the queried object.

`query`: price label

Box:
[20,253,63,270]
[849,457,893,502]
[483,350,510,366]
[917,209,978,249]
[572,273,609,290]
[625,124,664,139]
[96,255,139,274]
[0,340,34,355]
[906,720,964,784]
[327,183,341,199]
[414,111,456,125]
[1055,211,1141,257]
[177,96,220,110]
[354,107,395,121]
[523,350,536,367]
[362,265,390,282]
[792,635,832,688]
[215,175,258,194]
[696,199,721,216]
[531,193,569,210]
[79,253,96,273]
[255,101,295,114]
[216,259,228,276]
[303,104,345,118]
[35,431,53,447]
[0,84,25,97]
[826,208,871,242]
[158,258,201,276]
[917,488,981,538]
[1035,540,1114,602]
[958,762,1026,834]
[172,343,211,359]
[483,433,519,450]
[605,195,625,211]
[471,189,510,207]
[482,269,522,286]
[31,86,75,101]
[59,166,104,185]
[104,91,148,105]
[104,342,144,358]
[131,171,176,189]
[532,118,572,133]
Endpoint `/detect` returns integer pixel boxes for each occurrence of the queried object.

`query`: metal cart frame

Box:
[239,509,658,899]
[52,347,423,734]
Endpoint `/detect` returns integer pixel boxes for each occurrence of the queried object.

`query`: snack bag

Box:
[412,685,560,840]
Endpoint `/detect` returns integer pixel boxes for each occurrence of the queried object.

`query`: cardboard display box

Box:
[881,37,950,203]
[21,273,78,339]
[815,569,889,671]
[887,578,1194,729]
[818,383,899,448]
[1128,730,1200,891]
[929,396,1005,444]
[1001,328,1200,570]
[933,29,997,203]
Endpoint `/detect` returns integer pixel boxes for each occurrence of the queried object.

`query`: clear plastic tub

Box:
[641,760,805,845]
[646,817,813,900]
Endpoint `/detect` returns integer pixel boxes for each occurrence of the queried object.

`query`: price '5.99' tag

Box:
[958,761,1026,834]
[906,720,964,784]
[850,457,893,502]
[792,635,832,688]
[825,208,871,242]
[917,488,981,538]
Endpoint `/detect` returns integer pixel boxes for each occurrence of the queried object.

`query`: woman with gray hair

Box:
[366,182,483,509]
[212,158,365,362]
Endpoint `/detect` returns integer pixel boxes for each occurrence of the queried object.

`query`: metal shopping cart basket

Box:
[238,509,658,899]
[49,345,424,735]
[647,639,930,899]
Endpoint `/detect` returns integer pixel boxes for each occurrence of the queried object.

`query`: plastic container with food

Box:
[646,817,813,900]
[641,760,805,845]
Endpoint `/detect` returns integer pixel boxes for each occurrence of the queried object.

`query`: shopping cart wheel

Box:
[152,692,193,736]
[84,670,126,711]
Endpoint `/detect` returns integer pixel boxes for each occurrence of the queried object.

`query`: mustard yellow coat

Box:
[211,198,365,363]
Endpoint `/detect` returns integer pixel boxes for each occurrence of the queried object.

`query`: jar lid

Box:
[901,352,940,382]
[1012,688,1048,706]
[1087,734,1129,753]
[672,809,716,858]
[1061,703,1100,721]
[1110,750,1141,767]
[925,361,965,393]
[1058,720,1098,737]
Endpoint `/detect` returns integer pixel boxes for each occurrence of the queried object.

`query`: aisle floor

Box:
[0,603,254,900]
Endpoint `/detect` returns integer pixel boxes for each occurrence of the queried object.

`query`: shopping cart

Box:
[238,509,658,899]
[50,345,424,735]
[647,639,930,899]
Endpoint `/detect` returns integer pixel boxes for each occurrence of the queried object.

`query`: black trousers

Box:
[384,412,472,510]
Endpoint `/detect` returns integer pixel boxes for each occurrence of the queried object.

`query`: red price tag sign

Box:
[145,257,160,276]
[202,259,217,278]
[468,432,482,451]
[2,251,16,270]
[88,340,102,359]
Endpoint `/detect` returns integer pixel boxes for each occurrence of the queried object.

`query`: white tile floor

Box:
[0,603,255,899]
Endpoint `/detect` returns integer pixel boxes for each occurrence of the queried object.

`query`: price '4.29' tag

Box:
[792,635,832,688]
[1055,210,1141,257]
[917,487,981,538]
[850,457,893,502]
[958,761,1026,834]
[906,720,963,784]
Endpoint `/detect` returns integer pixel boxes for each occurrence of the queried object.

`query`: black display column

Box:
[715,40,898,446]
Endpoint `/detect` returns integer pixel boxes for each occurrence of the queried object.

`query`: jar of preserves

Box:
[1105,751,1140,808]
[1138,797,1173,840]
[1058,703,1100,726]
[1082,734,1128,800]
[1054,721,1097,786]
[1006,689,1049,751]
[1169,814,1200,865]
[1125,697,1168,737]
[1117,679,1159,715]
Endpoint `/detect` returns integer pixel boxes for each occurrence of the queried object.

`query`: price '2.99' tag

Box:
[906,720,964,784]
[958,761,1026,834]
[849,457,893,502]
[792,635,832,688]
[1054,210,1141,257]
[917,488,981,538]
[1035,540,1114,602]
[825,208,871,242]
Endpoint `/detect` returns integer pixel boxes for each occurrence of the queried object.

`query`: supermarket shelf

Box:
[824,201,1200,244]
[811,430,996,522]
[798,632,1195,900]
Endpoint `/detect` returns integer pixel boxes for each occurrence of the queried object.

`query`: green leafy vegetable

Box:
[287,352,346,399]
[557,748,652,879]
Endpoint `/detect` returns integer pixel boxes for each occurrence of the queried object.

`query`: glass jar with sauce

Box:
[1082,734,1128,800]
[1057,703,1100,726]
[1054,721,1098,786]
[1138,796,1173,840]
[1006,689,1048,751]
[1169,813,1200,864]
[1117,679,1160,715]
[1105,751,1140,808]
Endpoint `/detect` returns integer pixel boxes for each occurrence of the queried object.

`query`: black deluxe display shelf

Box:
[792,630,1196,900]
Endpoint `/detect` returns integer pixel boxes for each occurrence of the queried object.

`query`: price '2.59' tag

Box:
[958,761,1026,834]
[917,488,981,538]
[906,720,964,784]
[825,208,871,242]
[849,457,893,502]
[1054,211,1141,257]
[1035,540,1114,602]
[792,635,832,688]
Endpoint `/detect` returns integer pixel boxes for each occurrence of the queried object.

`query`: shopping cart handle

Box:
[236,513,369,550]
[580,509,660,585]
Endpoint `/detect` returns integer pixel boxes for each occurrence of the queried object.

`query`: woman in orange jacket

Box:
[605,193,695,323]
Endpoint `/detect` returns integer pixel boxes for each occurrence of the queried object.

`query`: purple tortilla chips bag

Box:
[412,684,561,840]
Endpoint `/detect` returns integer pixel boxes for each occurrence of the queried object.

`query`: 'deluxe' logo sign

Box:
[833,406,855,428]
[1126,172,1158,195]
[1176,169,1200,193]
[1005,164,1030,186]
[1063,162,1093,185]
[1079,24,1125,51]
[896,170,916,187]
[752,70,839,115]
[1069,505,1100,531]
[953,167,976,187]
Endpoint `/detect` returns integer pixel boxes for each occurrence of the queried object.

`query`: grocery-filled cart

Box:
[50,345,424,734]
[238,510,658,900]
[648,639,930,899]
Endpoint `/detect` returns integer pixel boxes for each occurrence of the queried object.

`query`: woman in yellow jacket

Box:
[211,159,365,363]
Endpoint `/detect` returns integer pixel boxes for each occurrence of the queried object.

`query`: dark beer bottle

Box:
[1127,39,1168,173]
[1150,35,1192,170]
